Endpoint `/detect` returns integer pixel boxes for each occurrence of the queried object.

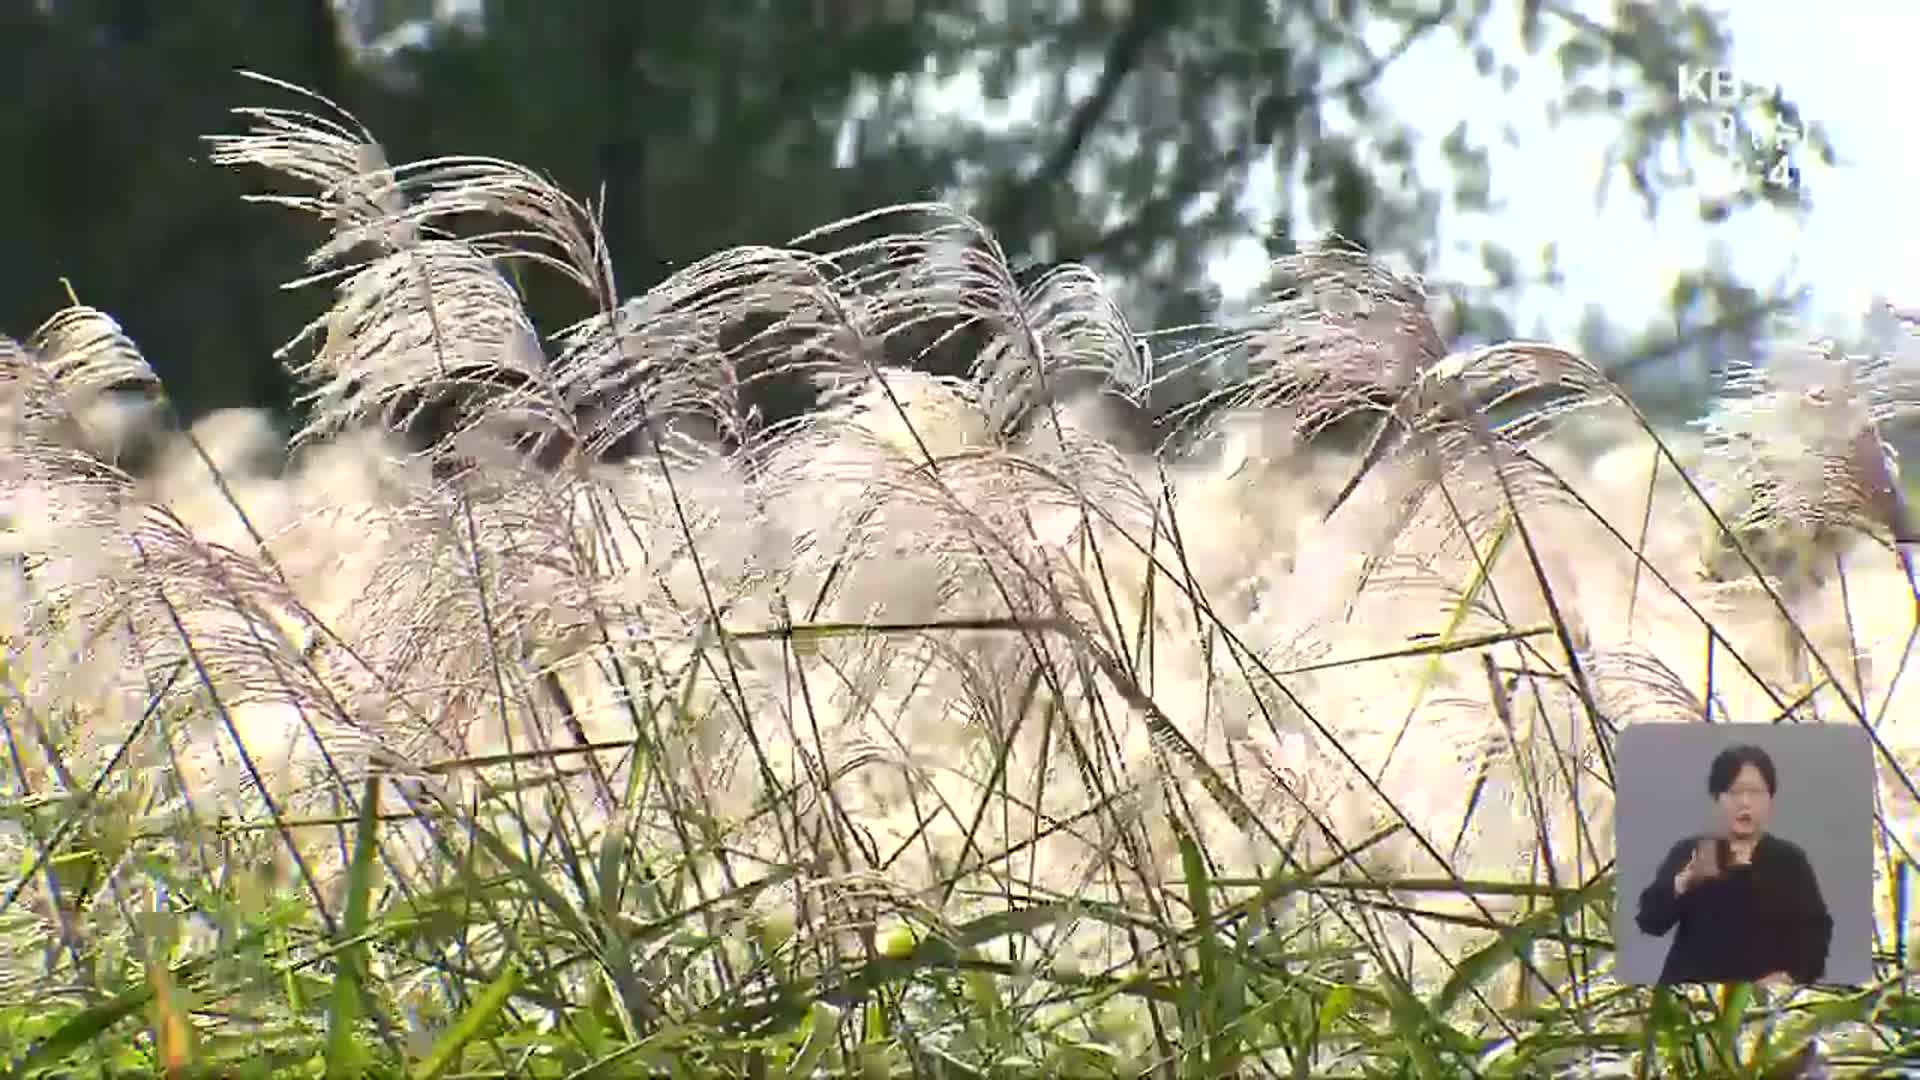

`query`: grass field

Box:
[3,76,1920,1077]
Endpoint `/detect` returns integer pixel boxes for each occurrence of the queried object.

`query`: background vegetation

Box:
[1,0,1833,430]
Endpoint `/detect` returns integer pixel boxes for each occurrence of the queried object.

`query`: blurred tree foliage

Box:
[1,0,1821,428]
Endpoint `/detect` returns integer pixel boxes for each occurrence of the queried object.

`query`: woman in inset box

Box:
[1635,744,1833,987]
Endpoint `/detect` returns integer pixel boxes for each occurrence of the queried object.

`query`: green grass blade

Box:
[1712,981,1753,1074]
[1758,982,1884,1069]
[7,988,152,1076]
[326,776,383,1078]
[775,1001,843,1080]
[1175,820,1239,1077]
[410,961,521,1080]
[1429,870,1610,1016]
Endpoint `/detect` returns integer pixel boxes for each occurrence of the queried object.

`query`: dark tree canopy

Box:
[1,0,1826,428]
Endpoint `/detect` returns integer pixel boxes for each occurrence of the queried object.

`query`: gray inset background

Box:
[1612,723,1875,986]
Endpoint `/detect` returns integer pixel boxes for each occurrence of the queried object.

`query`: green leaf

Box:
[411,961,521,1080]
[594,814,628,923]
[327,776,384,1078]
[1712,981,1753,1072]
[1176,821,1224,1077]
[1430,870,1611,1016]
[1761,983,1885,1067]
[1318,983,1354,1028]
[775,1001,843,1080]
[8,988,152,1075]
[1381,969,1452,1080]
[6,908,307,1076]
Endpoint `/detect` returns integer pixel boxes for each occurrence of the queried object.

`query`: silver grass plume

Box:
[1,307,160,495]
[208,82,567,460]
[1696,339,1920,588]
[551,245,858,462]
[1230,238,1448,431]
[0,309,158,680]
[118,509,368,785]
[214,79,1157,484]
[794,205,1149,445]
[1584,645,1710,725]
[1316,340,1608,523]
[2,311,369,806]
[1147,241,1606,527]
[1148,238,1446,448]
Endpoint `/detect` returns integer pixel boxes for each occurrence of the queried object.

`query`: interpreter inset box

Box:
[1613,723,1873,988]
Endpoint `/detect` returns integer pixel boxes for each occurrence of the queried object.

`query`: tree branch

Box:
[986,0,1182,240]
[1602,295,1797,383]
[1058,6,1453,268]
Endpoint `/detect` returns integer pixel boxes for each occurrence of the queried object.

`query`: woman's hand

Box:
[1674,837,1722,895]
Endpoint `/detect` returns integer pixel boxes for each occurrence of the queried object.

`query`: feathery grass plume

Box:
[1150,238,1607,558]
[321,461,599,766]
[274,210,568,464]
[795,205,1149,444]
[210,74,594,467]
[1232,237,1447,424]
[766,371,1152,642]
[551,244,858,465]
[298,237,560,453]
[0,309,155,501]
[1695,340,1920,700]
[17,305,166,465]
[0,314,152,725]
[216,76,877,474]
[975,259,1149,438]
[1584,644,1710,724]
[1698,341,1918,582]
[21,307,162,399]
[115,508,377,822]
[1147,237,1445,453]
[121,508,326,713]
[1316,339,1609,532]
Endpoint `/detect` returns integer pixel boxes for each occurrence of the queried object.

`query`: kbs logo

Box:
[1675,65,1783,107]
[1676,65,1808,192]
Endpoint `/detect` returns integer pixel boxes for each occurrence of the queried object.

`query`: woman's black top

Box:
[1635,832,1833,985]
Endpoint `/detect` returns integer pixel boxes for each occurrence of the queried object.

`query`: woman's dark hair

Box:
[1707,744,1778,797]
